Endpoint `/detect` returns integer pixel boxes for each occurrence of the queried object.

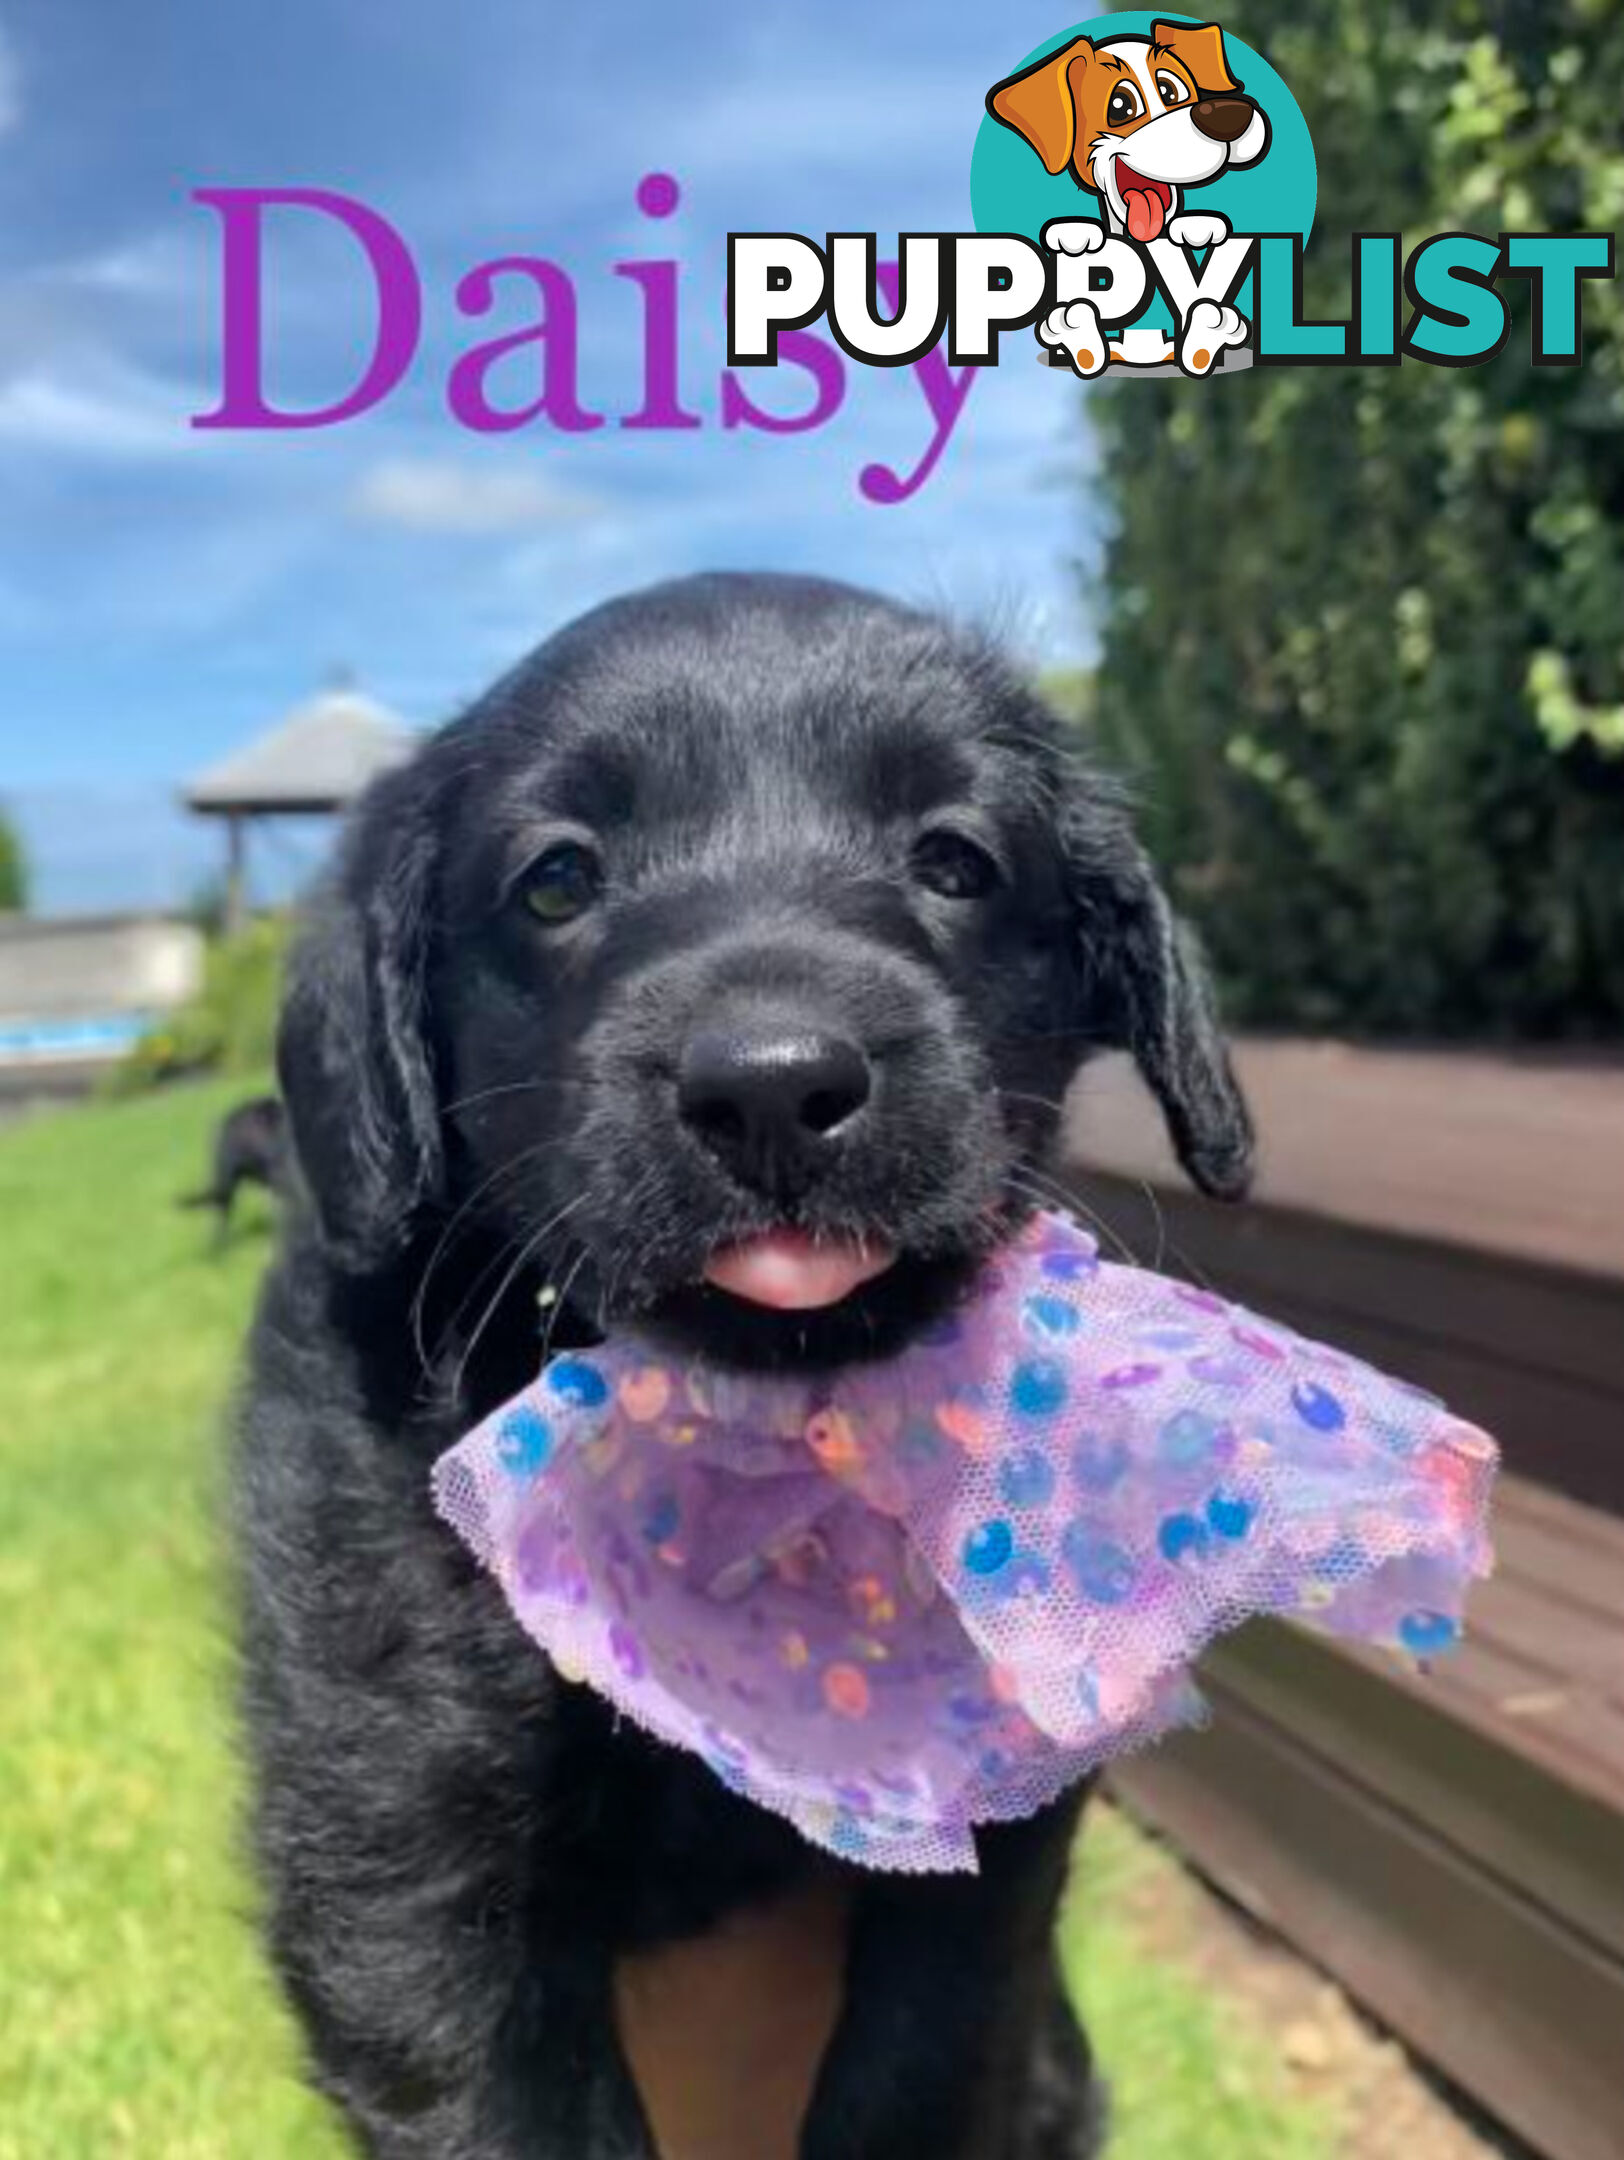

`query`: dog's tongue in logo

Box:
[1118,166,1171,243]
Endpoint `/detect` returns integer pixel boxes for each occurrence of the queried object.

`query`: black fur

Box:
[237,573,1251,2158]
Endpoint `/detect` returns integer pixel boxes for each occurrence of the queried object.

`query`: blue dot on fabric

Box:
[1158,1512,1210,1563]
[548,1358,610,1408]
[948,1690,996,1727]
[998,1448,1057,1508]
[1206,1489,1255,1541]
[641,1492,681,1544]
[1157,1409,1219,1467]
[963,1519,1015,1576]
[1061,1523,1137,1604]
[1072,1430,1129,1492]
[830,1809,869,1857]
[1011,1357,1068,1419]
[1291,1381,1346,1432]
[1042,1246,1095,1282]
[1399,1610,1459,1656]
[495,1404,553,1476]
[999,1550,1053,1600]
[1023,1293,1081,1340]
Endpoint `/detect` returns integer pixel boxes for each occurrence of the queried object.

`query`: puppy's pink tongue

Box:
[1125,187,1164,243]
[703,1233,895,1311]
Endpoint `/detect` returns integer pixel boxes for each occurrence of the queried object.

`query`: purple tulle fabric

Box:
[433,1211,1497,1873]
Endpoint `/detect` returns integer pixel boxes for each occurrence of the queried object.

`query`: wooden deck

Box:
[1059,1043,1624,2160]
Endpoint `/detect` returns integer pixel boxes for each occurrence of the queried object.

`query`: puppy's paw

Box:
[1179,298,1248,375]
[1039,299,1108,378]
[1041,218,1108,257]
[1168,212,1231,251]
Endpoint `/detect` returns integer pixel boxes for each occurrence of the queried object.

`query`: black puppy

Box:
[237,574,1251,2159]
[181,1093,289,1246]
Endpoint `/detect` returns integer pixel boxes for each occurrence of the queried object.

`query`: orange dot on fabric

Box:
[780,1630,810,1669]
[848,1574,897,1627]
[935,1399,989,1455]
[823,1663,871,1718]
[805,1408,863,1469]
[583,1432,625,1479]
[989,1662,1023,1706]
[618,1366,672,1422]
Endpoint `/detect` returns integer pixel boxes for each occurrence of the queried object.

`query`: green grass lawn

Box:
[0,1081,1340,2158]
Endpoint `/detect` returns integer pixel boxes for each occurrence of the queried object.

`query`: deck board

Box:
[1059,1044,1624,2159]
[1066,1041,1624,1280]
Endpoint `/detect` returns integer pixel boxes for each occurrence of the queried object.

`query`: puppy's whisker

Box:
[592,1170,661,1329]
[410,1138,568,1372]
[449,1194,591,1406]
[1125,1171,1221,1293]
[1002,1164,1147,1272]
[541,1242,594,1366]
[1012,1148,1219,1297]
[991,1024,1119,1047]
[998,1086,1074,1120]
[439,1078,575,1119]
[1136,1173,1169,1274]
[421,1187,586,1376]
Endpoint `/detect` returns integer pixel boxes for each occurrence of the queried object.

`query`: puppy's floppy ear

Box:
[1151,18,1241,95]
[1063,804,1254,1201]
[276,755,444,1272]
[986,37,1095,177]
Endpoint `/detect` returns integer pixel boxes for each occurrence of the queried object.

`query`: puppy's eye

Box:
[910,829,1001,902]
[517,841,604,925]
[1155,71,1188,106]
[1106,83,1143,127]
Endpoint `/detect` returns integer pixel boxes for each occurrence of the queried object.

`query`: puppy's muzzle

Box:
[1191,95,1254,142]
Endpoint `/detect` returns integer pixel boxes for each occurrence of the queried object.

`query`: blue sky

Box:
[0,1,1103,913]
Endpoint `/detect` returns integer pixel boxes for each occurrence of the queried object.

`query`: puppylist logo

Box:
[729,12,1614,384]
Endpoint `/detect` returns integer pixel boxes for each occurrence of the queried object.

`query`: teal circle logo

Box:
[972,14,1316,377]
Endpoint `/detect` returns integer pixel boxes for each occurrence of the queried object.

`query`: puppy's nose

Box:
[677,1027,872,1183]
[1190,95,1254,142]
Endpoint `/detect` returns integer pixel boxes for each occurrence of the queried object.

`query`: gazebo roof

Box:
[183,686,413,816]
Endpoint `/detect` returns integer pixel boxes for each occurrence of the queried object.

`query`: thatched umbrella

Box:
[183,681,411,931]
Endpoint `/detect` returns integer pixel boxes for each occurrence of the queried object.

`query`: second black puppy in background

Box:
[180,1094,289,1247]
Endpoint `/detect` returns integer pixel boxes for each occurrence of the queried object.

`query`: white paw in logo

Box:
[1180,299,1248,375]
[1040,298,1109,378]
[1167,213,1232,252]
[1040,218,1108,257]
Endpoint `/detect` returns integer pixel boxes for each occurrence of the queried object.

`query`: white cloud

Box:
[58,231,194,300]
[0,365,185,457]
[348,457,596,534]
[0,19,19,137]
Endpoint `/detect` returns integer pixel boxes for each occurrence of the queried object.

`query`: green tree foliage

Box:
[0,806,28,913]
[1088,0,1624,1036]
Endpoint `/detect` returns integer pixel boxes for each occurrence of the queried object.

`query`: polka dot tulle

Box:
[432,1211,1497,1875]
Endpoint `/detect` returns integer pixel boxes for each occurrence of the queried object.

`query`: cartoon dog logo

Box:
[987,18,1272,377]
